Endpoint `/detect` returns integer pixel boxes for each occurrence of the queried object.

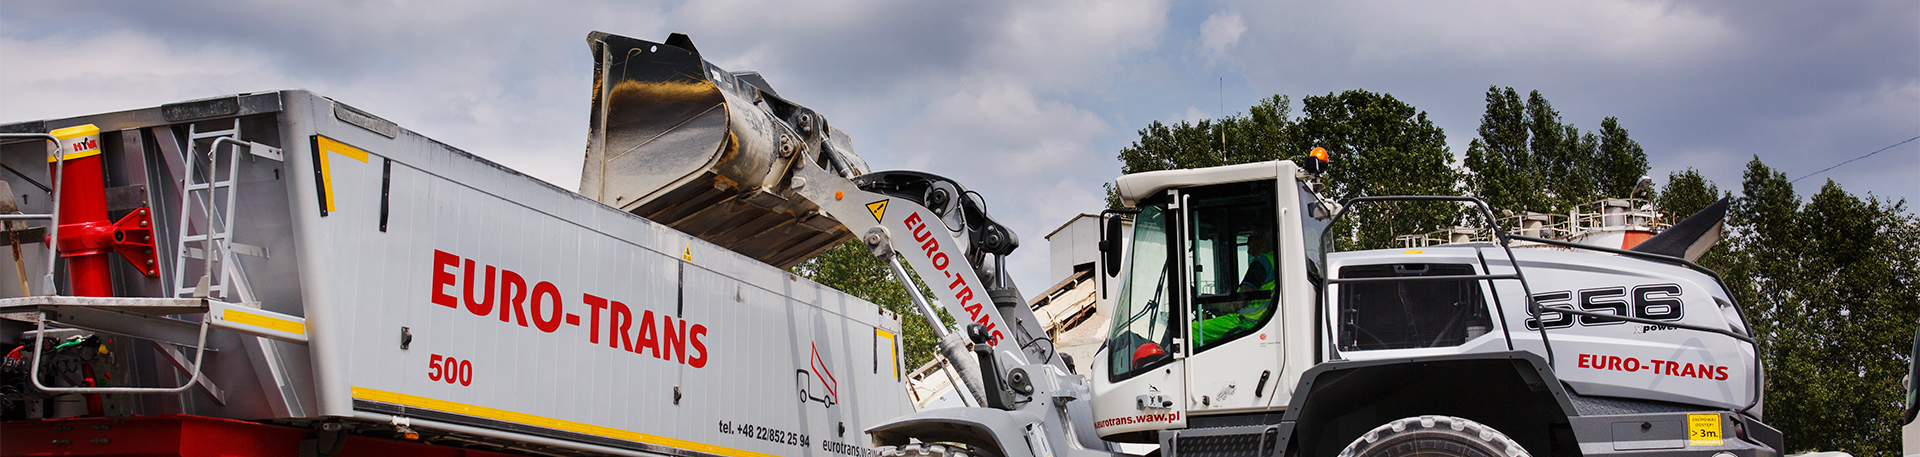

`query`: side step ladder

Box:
[0,296,306,401]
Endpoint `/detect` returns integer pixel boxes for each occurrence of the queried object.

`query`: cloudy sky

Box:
[3,1,1915,294]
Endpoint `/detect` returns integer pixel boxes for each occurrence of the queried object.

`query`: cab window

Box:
[1185,181,1278,352]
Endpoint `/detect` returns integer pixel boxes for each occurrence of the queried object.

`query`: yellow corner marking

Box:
[683,244,694,262]
[866,199,888,223]
[1403,250,1424,254]
[351,386,775,457]
[876,328,899,379]
[315,135,371,213]
[223,309,306,335]
[1687,413,1723,446]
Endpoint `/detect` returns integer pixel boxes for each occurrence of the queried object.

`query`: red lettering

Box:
[931,253,949,270]
[688,324,709,368]
[636,310,660,357]
[911,222,933,243]
[663,315,687,363]
[964,302,983,316]
[920,236,938,257]
[1714,366,1728,381]
[611,301,634,352]
[948,275,967,290]
[583,294,608,344]
[530,281,563,333]
[499,270,529,327]
[955,288,974,304]
[1578,354,1591,368]
[1680,363,1696,378]
[463,260,496,316]
[1623,358,1641,372]
[904,213,924,231]
[432,250,459,308]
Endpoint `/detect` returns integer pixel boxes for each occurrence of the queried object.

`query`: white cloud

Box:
[1183,106,1211,123]
[0,31,283,122]
[892,82,1111,179]
[1289,1,1736,66]
[1199,11,1246,64]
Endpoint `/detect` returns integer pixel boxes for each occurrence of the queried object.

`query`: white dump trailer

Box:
[0,84,909,456]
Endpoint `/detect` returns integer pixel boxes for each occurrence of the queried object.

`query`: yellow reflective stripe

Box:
[876,328,899,378]
[315,136,370,213]
[222,308,306,335]
[350,387,775,457]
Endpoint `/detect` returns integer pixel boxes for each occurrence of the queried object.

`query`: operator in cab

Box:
[1194,226,1277,344]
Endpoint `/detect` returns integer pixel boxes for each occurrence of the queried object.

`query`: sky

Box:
[3,0,1915,296]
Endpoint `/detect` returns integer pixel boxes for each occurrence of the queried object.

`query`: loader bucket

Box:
[581,32,865,269]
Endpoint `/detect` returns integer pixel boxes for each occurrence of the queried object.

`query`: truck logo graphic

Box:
[797,342,838,408]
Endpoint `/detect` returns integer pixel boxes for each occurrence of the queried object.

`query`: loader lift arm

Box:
[791,163,1057,375]
[792,161,1118,457]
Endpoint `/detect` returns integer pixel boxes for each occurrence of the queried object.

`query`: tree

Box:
[1283,89,1460,249]
[1465,88,1650,214]
[1463,87,1541,213]
[1596,117,1650,199]
[1656,168,1732,266]
[1110,90,1457,249]
[790,240,948,368]
[1656,168,1723,225]
[1107,96,1294,207]
[1718,158,1919,454]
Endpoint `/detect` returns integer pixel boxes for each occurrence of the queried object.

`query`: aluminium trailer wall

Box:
[2,90,911,457]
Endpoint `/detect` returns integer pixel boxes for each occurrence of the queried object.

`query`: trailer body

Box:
[1,89,910,457]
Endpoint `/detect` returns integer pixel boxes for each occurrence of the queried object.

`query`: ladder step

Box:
[189,130,239,140]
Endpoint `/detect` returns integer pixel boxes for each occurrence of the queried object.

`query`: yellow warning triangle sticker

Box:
[682,244,693,262]
[866,200,889,223]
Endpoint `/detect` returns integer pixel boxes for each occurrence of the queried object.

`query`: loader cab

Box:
[1090,160,1330,441]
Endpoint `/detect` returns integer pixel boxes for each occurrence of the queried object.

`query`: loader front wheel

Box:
[1336,415,1529,457]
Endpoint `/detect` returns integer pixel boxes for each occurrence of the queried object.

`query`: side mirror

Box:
[1905,323,1920,424]
[1101,214,1125,277]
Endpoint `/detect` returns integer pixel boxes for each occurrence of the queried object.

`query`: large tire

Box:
[1336,415,1529,457]
[879,443,972,457]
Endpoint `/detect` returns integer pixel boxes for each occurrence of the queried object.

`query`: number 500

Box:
[429,354,474,386]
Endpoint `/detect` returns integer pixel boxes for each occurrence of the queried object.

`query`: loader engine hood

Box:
[580,32,869,268]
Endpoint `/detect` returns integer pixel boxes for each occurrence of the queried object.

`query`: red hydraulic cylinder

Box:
[48,124,114,297]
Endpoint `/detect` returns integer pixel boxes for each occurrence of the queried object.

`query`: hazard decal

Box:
[866,200,888,223]
[310,135,371,216]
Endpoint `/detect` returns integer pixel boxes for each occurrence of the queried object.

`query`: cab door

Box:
[1179,180,1287,414]
[1091,197,1188,441]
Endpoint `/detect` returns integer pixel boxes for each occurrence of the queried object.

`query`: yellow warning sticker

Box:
[866,200,889,223]
[682,244,693,262]
[1687,413,1723,446]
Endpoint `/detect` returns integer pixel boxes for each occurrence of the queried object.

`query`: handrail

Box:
[1318,195,1547,365]
[28,307,211,394]
[1314,195,1762,414]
